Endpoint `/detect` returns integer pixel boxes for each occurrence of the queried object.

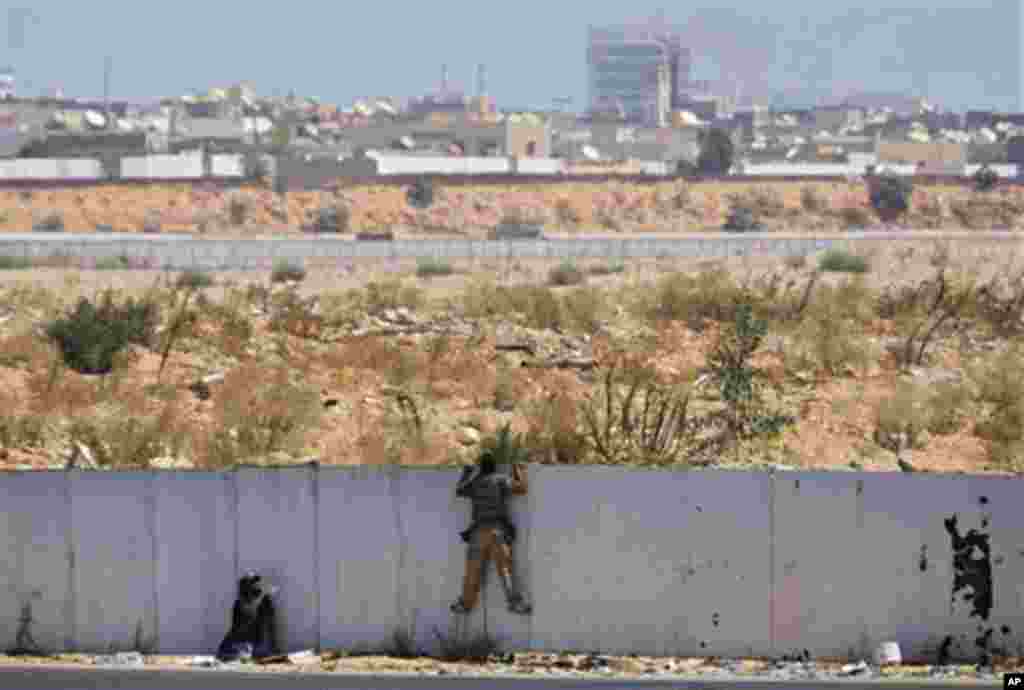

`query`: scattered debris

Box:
[840,660,870,676]
[873,641,902,666]
[95,652,145,668]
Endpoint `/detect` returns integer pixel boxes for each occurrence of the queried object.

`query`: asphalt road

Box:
[0,667,1002,690]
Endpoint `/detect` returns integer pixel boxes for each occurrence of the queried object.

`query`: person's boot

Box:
[450,598,471,615]
[500,573,532,615]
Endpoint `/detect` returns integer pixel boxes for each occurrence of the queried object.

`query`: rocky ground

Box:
[1,239,1024,474]
[0,650,1019,683]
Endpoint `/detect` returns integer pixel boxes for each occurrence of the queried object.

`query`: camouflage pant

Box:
[459,524,518,611]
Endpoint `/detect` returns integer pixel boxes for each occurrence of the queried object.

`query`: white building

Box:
[0,69,15,99]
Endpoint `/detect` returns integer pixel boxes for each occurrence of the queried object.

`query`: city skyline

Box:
[2,1,1020,112]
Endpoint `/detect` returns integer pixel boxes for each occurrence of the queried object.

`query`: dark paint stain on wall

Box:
[712,612,721,628]
[944,514,993,621]
[938,635,954,665]
[943,511,1009,665]
[979,496,989,505]
[919,545,929,573]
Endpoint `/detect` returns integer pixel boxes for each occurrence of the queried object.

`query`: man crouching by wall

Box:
[450,425,532,616]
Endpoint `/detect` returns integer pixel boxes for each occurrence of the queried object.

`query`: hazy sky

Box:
[3,1,1020,111]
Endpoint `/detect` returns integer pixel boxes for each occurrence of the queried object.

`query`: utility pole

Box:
[103,55,112,129]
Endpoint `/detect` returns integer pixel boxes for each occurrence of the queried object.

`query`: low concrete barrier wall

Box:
[0,467,1021,662]
[0,233,1021,270]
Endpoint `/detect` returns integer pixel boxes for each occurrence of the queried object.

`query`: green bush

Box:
[46,292,160,374]
[95,255,130,270]
[0,255,32,270]
[270,260,306,284]
[176,269,215,290]
[869,173,913,215]
[697,127,735,176]
[587,261,626,276]
[407,178,436,209]
[973,165,999,193]
[723,207,763,233]
[548,261,585,286]
[416,258,454,278]
[819,249,869,273]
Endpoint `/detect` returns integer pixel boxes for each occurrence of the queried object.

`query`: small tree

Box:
[973,164,999,193]
[704,303,794,462]
[407,177,436,209]
[868,171,913,220]
[697,128,735,176]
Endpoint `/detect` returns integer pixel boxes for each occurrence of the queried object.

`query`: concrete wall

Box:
[1,467,1023,662]
[369,154,512,176]
[0,159,104,179]
[120,154,204,180]
[210,154,245,178]
[0,233,1020,270]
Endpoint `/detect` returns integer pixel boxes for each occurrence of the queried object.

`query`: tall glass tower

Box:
[587,24,691,125]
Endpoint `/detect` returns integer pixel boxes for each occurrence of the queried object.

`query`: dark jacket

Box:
[456,464,528,544]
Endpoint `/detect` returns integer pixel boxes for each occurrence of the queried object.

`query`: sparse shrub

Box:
[588,261,626,276]
[387,627,421,659]
[636,268,748,328]
[68,400,187,469]
[198,364,322,468]
[975,270,1024,336]
[579,357,696,465]
[973,165,999,193]
[868,172,913,217]
[45,292,160,375]
[271,260,306,284]
[697,127,735,176]
[838,205,873,228]
[505,286,563,330]
[0,389,47,449]
[228,192,254,226]
[783,254,807,271]
[875,380,932,452]
[523,391,588,464]
[176,269,214,290]
[722,206,763,233]
[548,261,585,286]
[360,280,424,315]
[0,255,32,270]
[416,258,454,279]
[142,210,162,234]
[971,345,1024,470]
[314,203,350,233]
[561,286,606,333]
[554,197,582,226]
[792,294,872,376]
[433,627,498,663]
[703,304,795,462]
[407,177,436,209]
[269,288,324,340]
[927,380,972,435]
[800,186,828,213]
[32,210,64,232]
[94,255,130,271]
[745,187,786,218]
[819,249,869,273]
[889,268,976,368]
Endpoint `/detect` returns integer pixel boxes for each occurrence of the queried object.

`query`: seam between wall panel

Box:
[312,463,320,652]
[768,474,775,657]
[65,470,76,653]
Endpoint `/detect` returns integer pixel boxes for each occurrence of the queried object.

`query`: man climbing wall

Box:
[451,424,532,616]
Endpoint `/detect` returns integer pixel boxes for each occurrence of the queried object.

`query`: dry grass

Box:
[0,240,1023,473]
